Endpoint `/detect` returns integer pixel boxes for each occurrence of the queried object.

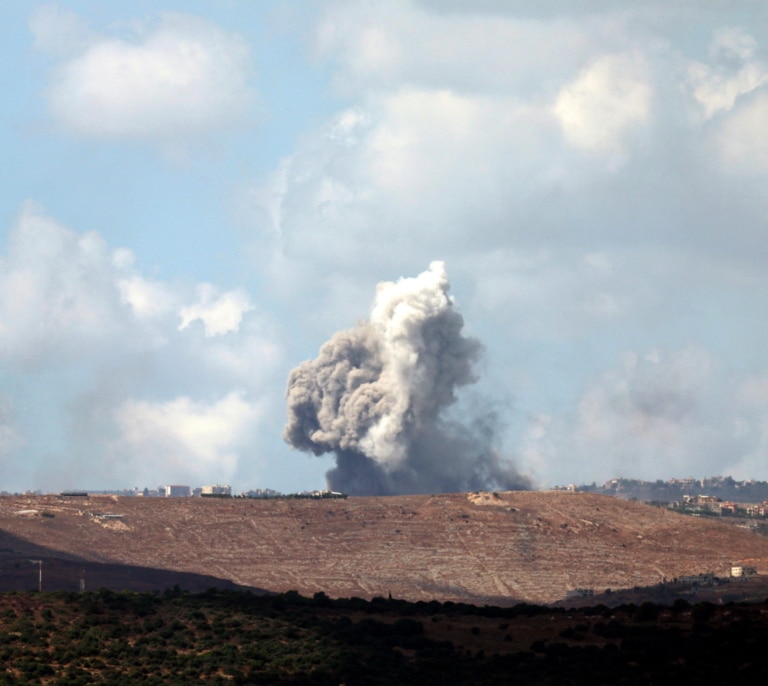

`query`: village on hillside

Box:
[562,476,768,519]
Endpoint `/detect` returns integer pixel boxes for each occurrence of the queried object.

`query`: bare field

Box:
[1,490,767,605]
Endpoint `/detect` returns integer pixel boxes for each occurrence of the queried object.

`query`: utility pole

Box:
[30,560,42,592]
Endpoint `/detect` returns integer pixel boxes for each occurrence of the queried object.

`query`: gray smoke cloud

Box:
[283,261,531,495]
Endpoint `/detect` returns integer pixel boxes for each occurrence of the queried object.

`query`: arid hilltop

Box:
[2,490,768,605]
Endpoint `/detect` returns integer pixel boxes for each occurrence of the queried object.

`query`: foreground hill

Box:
[4,589,768,684]
[1,491,768,605]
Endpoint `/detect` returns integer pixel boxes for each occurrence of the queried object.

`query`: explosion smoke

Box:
[283,262,530,495]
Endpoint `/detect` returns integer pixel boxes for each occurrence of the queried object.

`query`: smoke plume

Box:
[283,262,530,495]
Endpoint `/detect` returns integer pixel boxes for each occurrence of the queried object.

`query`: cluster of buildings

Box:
[56,485,342,499]
[135,484,233,498]
[573,475,768,507]
[674,494,768,518]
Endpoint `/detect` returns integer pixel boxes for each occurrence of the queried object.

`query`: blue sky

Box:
[2,1,768,493]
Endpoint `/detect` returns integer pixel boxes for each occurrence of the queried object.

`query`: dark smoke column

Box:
[283,262,529,495]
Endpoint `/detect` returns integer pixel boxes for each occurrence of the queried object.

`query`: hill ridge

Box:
[2,490,767,604]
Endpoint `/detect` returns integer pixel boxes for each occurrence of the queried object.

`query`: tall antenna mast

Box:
[80,569,86,593]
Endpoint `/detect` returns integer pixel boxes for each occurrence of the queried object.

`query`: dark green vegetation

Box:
[2,590,768,684]
[557,573,768,609]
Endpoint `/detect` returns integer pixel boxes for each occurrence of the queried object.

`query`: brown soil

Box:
[1,491,767,605]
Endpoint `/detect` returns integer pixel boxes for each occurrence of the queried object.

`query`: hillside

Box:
[2,491,768,605]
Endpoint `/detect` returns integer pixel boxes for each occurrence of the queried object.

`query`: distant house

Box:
[164,485,191,498]
[745,503,768,517]
[731,565,758,578]
[201,484,232,497]
[670,477,698,489]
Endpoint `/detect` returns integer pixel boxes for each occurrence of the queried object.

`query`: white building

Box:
[202,484,232,496]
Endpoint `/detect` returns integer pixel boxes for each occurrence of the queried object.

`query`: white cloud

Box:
[248,86,564,285]
[689,62,767,119]
[29,4,95,58]
[111,392,262,484]
[709,26,759,63]
[315,0,620,96]
[687,28,768,120]
[554,52,651,155]
[40,11,255,139]
[717,91,768,173]
[0,202,131,365]
[0,202,274,370]
[179,284,254,337]
[118,275,176,320]
[0,203,282,490]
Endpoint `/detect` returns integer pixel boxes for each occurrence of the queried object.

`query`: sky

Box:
[2,1,768,493]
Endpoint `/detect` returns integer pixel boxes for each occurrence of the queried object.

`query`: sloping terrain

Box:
[1,491,767,605]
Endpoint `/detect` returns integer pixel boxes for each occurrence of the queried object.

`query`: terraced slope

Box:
[1,491,767,605]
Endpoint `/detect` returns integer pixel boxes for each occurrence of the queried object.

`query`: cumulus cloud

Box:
[179,285,254,337]
[118,274,176,321]
[315,0,626,96]
[0,203,279,491]
[29,4,95,58]
[717,91,768,173]
[37,9,255,139]
[0,202,133,366]
[251,1,768,259]
[553,52,651,155]
[249,87,562,286]
[682,27,768,133]
[251,6,696,284]
[111,392,262,485]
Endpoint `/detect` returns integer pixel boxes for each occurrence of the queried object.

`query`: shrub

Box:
[392,618,424,636]
[635,602,660,622]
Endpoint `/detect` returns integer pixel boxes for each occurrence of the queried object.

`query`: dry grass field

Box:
[2,490,768,605]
